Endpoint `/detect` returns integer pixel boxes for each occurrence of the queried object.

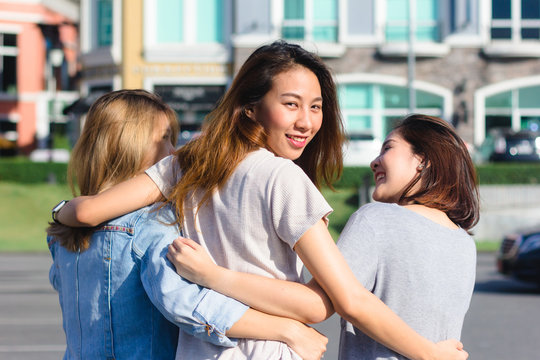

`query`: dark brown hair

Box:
[396,114,479,231]
[170,40,345,225]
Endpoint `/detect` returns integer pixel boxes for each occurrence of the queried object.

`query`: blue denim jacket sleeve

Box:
[134,206,248,347]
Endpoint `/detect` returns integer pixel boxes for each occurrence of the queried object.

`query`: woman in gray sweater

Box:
[337,114,479,359]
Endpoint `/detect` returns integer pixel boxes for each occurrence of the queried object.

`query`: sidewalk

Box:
[0,253,64,360]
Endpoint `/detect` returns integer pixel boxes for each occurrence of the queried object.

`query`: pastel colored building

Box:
[0,0,78,156]
[76,0,540,164]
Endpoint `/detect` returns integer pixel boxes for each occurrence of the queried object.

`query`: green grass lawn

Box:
[0,182,72,252]
[0,182,499,252]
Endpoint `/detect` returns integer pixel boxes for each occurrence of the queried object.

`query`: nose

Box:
[294,106,313,132]
[370,156,379,172]
[167,141,175,155]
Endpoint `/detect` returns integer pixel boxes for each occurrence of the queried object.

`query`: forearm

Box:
[340,286,437,360]
[226,308,295,341]
[205,267,332,324]
[57,174,162,227]
[296,220,455,360]
[227,308,328,360]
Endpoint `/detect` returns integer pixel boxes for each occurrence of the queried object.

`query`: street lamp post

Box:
[407,0,416,114]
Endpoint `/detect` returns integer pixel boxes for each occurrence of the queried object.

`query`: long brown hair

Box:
[47,89,178,251]
[170,40,345,225]
[396,114,479,231]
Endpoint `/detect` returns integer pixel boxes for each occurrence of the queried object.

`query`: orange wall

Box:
[0,2,78,153]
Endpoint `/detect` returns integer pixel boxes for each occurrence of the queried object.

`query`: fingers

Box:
[171,236,199,251]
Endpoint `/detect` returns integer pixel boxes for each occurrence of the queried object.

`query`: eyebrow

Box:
[382,139,396,147]
[280,93,323,102]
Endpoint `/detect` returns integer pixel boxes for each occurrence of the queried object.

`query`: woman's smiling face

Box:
[370,131,423,203]
[248,65,323,160]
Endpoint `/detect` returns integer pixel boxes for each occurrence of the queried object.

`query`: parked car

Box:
[478,128,540,163]
[497,227,540,286]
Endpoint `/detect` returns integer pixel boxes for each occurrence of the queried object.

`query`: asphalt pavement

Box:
[0,252,538,360]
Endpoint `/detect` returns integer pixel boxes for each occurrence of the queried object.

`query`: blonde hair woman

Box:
[47,89,326,360]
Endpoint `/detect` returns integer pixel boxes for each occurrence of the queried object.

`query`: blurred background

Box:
[0,0,539,358]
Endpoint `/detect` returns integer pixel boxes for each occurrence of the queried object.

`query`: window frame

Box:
[0,31,18,97]
[144,0,232,62]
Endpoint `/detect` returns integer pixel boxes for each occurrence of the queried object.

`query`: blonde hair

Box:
[47,89,178,251]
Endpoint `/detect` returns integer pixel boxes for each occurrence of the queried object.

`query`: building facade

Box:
[77,0,540,164]
[0,0,79,156]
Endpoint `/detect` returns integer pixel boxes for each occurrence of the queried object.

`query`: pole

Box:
[407,0,416,114]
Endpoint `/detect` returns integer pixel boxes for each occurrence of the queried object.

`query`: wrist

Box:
[51,200,69,224]
[204,264,228,289]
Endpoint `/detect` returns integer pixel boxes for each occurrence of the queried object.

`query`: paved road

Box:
[0,252,538,360]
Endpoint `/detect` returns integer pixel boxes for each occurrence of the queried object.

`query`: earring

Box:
[417,163,424,171]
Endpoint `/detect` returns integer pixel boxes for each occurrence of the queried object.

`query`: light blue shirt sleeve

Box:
[134,205,249,347]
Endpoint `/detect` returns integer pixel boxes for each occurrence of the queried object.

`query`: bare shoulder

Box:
[402,204,459,230]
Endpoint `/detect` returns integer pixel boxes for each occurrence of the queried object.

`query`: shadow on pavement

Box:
[474,278,540,294]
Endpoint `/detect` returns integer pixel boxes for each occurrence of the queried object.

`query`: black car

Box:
[480,129,540,162]
[497,227,540,286]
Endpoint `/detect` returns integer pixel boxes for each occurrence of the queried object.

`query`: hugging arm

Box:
[294,220,467,360]
[167,237,333,324]
[168,221,468,360]
[56,173,162,227]
[140,208,327,359]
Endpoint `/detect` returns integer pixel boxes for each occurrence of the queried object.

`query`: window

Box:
[491,0,540,40]
[282,0,338,42]
[339,83,444,138]
[386,0,439,42]
[154,84,226,144]
[0,33,17,94]
[156,0,224,44]
[96,0,112,47]
[485,85,540,134]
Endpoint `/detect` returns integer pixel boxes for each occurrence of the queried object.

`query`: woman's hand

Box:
[283,321,327,360]
[167,237,220,287]
[434,339,468,360]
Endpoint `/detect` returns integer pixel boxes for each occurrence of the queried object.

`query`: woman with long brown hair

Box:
[55,42,468,360]
[47,89,327,360]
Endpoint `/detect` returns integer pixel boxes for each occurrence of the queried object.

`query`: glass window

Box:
[197,0,223,42]
[486,91,512,108]
[417,89,444,108]
[340,84,372,108]
[485,86,540,135]
[157,0,183,43]
[519,85,540,108]
[521,116,540,130]
[491,0,540,40]
[0,33,17,94]
[97,0,112,47]
[486,115,511,132]
[382,85,408,108]
[155,0,224,44]
[282,0,338,42]
[492,0,511,19]
[522,0,540,19]
[338,82,444,139]
[386,0,439,42]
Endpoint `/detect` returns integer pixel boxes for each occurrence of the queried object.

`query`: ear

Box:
[244,106,256,121]
[415,155,426,172]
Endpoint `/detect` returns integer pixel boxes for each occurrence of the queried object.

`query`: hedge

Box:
[335,163,540,187]
[1,158,540,186]
[0,158,68,184]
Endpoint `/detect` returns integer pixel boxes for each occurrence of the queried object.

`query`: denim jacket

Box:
[47,203,248,360]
